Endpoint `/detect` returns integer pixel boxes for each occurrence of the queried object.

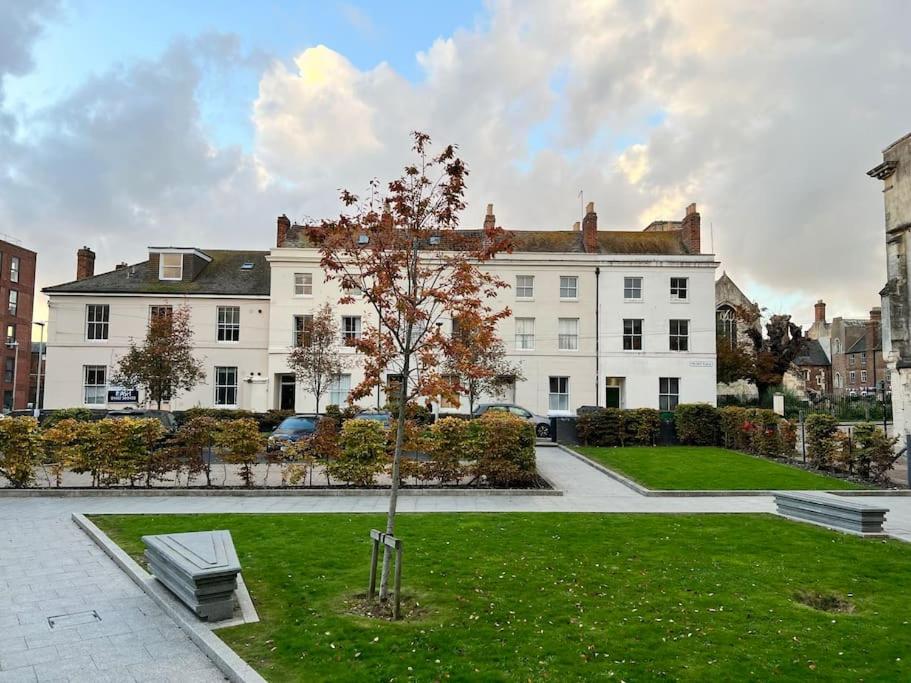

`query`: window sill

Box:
[516,297,535,303]
[293,294,314,298]
[669,298,690,304]
[622,299,643,303]
[559,297,579,303]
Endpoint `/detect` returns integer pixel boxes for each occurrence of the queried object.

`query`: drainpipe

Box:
[595,266,601,407]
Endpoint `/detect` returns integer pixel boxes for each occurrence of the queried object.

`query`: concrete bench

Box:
[774,492,888,535]
[143,530,241,621]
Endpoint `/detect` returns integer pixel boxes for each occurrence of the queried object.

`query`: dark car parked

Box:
[104,408,177,432]
[267,414,320,451]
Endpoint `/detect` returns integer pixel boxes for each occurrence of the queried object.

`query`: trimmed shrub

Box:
[170,416,219,486]
[805,413,839,468]
[330,418,387,486]
[468,411,536,486]
[426,416,469,484]
[744,409,783,457]
[42,407,97,428]
[215,418,266,487]
[41,418,84,487]
[851,422,899,481]
[674,404,719,446]
[95,417,166,486]
[623,409,661,446]
[0,416,43,488]
[719,406,750,451]
[779,419,798,455]
[576,408,659,447]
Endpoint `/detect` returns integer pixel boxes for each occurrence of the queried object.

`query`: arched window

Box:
[834,372,842,389]
[834,338,841,354]
[716,305,737,349]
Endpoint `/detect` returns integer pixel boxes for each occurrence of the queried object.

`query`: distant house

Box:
[788,338,831,397]
[715,272,760,400]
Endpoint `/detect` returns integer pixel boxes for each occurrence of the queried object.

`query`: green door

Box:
[605,386,621,409]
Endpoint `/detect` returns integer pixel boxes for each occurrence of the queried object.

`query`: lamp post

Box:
[5,338,18,413]
[34,321,46,418]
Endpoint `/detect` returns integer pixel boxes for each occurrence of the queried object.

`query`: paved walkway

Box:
[2,445,910,681]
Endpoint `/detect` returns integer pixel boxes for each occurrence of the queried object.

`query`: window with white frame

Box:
[216,306,240,342]
[86,304,110,341]
[516,275,534,299]
[3,357,12,383]
[10,256,19,283]
[849,354,855,366]
[329,373,351,406]
[5,324,14,344]
[849,371,856,384]
[293,314,313,347]
[835,372,842,388]
[214,366,238,406]
[159,253,183,280]
[623,319,643,350]
[861,352,867,364]
[342,316,362,342]
[559,276,578,299]
[803,369,811,381]
[149,305,173,322]
[623,277,642,300]
[670,277,688,300]
[548,376,569,412]
[515,317,535,350]
[7,290,16,316]
[669,319,689,351]
[861,370,868,383]
[659,377,679,411]
[558,318,579,351]
[294,273,313,296]
[84,365,107,405]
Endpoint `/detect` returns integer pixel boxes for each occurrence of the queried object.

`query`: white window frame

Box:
[216,306,240,343]
[623,276,643,301]
[293,314,313,347]
[329,373,352,406]
[85,304,110,341]
[669,319,689,352]
[516,275,534,300]
[623,318,643,351]
[849,371,856,384]
[7,290,16,316]
[159,253,183,281]
[558,318,579,351]
[342,315,362,342]
[670,277,689,301]
[548,376,570,412]
[559,276,578,300]
[214,366,238,407]
[294,272,313,297]
[83,365,107,405]
[10,256,19,284]
[659,377,679,411]
[515,317,535,350]
[861,369,868,383]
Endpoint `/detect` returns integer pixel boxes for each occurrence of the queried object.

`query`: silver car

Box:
[471,403,551,438]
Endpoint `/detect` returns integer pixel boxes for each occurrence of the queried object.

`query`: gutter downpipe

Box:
[595,266,601,407]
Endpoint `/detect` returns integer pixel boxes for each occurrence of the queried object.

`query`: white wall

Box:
[44,294,270,410]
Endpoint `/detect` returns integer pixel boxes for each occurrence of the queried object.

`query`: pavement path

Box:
[2,444,910,682]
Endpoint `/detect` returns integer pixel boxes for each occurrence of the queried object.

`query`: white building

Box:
[42,202,718,416]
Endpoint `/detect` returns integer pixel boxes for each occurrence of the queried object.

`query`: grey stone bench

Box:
[774,492,889,535]
[143,530,241,621]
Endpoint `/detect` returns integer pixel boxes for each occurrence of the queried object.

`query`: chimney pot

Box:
[585,201,595,215]
[276,214,291,247]
[483,203,496,229]
[572,221,581,232]
[686,202,697,216]
[76,247,96,281]
[814,300,827,323]
[115,262,128,270]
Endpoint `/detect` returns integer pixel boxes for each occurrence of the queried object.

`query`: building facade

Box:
[0,240,36,412]
[42,203,718,416]
[869,131,911,439]
[714,272,761,400]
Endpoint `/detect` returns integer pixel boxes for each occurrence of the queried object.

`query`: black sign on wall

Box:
[107,388,139,403]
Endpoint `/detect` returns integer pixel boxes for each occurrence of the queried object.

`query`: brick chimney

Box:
[76,246,95,281]
[870,306,882,323]
[572,221,580,232]
[115,262,128,270]
[484,204,496,229]
[814,300,827,323]
[681,203,701,254]
[582,202,598,253]
[276,214,291,247]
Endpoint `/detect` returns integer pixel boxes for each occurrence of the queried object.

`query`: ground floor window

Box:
[329,373,352,406]
[659,377,679,411]
[2,390,11,411]
[548,376,570,412]
[215,366,238,406]
[84,365,107,405]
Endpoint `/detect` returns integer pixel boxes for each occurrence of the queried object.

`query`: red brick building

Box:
[0,240,37,411]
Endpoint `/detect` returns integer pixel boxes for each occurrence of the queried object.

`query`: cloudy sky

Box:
[3,1,910,334]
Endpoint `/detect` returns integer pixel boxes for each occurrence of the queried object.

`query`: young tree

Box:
[445,315,524,414]
[306,132,513,604]
[286,302,348,414]
[112,305,205,409]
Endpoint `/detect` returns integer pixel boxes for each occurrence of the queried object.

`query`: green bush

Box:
[215,418,266,487]
[329,419,387,486]
[623,409,661,446]
[719,406,750,451]
[0,417,43,488]
[426,417,469,484]
[744,409,782,457]
[42,407,98,428]
[576,408,660,447]
[468,411,536,486]
[851,422,899,481]
[805,413,839,468]
[674,404,719,446]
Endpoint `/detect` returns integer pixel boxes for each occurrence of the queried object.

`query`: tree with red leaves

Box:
[306,132,513,605]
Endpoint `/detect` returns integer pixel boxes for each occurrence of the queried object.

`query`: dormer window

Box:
[159,253,183,280]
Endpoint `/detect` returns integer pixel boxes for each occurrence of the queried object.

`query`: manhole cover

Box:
[48,610,101,629]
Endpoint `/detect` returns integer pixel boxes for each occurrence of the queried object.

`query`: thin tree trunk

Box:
[378,351,410,602]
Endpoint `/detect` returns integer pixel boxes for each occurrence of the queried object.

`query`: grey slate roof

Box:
[794,339,830,367]
[846,335,882,354]
[43,249,270,296]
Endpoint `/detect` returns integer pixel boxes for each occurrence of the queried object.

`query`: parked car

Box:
[471,403,551,438]
[104,408,177,432]
[354,410,393,428]
[267,414,320,451]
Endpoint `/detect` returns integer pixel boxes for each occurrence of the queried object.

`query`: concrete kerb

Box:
[72,513,266,683]
[556,443,887,498]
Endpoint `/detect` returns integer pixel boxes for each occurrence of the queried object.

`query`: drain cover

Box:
[48,610,101,629]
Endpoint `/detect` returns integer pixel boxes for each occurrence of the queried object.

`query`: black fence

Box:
[718,393,892,423]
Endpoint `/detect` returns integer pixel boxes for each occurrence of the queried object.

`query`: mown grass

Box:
[92,512,908,682]
[575,445,865,490]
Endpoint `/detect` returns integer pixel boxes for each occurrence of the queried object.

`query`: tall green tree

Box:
[113,305,205,409]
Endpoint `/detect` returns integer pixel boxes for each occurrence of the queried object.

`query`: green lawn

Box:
[575,446,865,490]
[91,513,910,682]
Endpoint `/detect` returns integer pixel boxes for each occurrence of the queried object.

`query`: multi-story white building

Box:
[42,202,718,415]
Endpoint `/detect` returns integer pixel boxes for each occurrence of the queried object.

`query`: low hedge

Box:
[576,408,661,447]
[674,404,719,446]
